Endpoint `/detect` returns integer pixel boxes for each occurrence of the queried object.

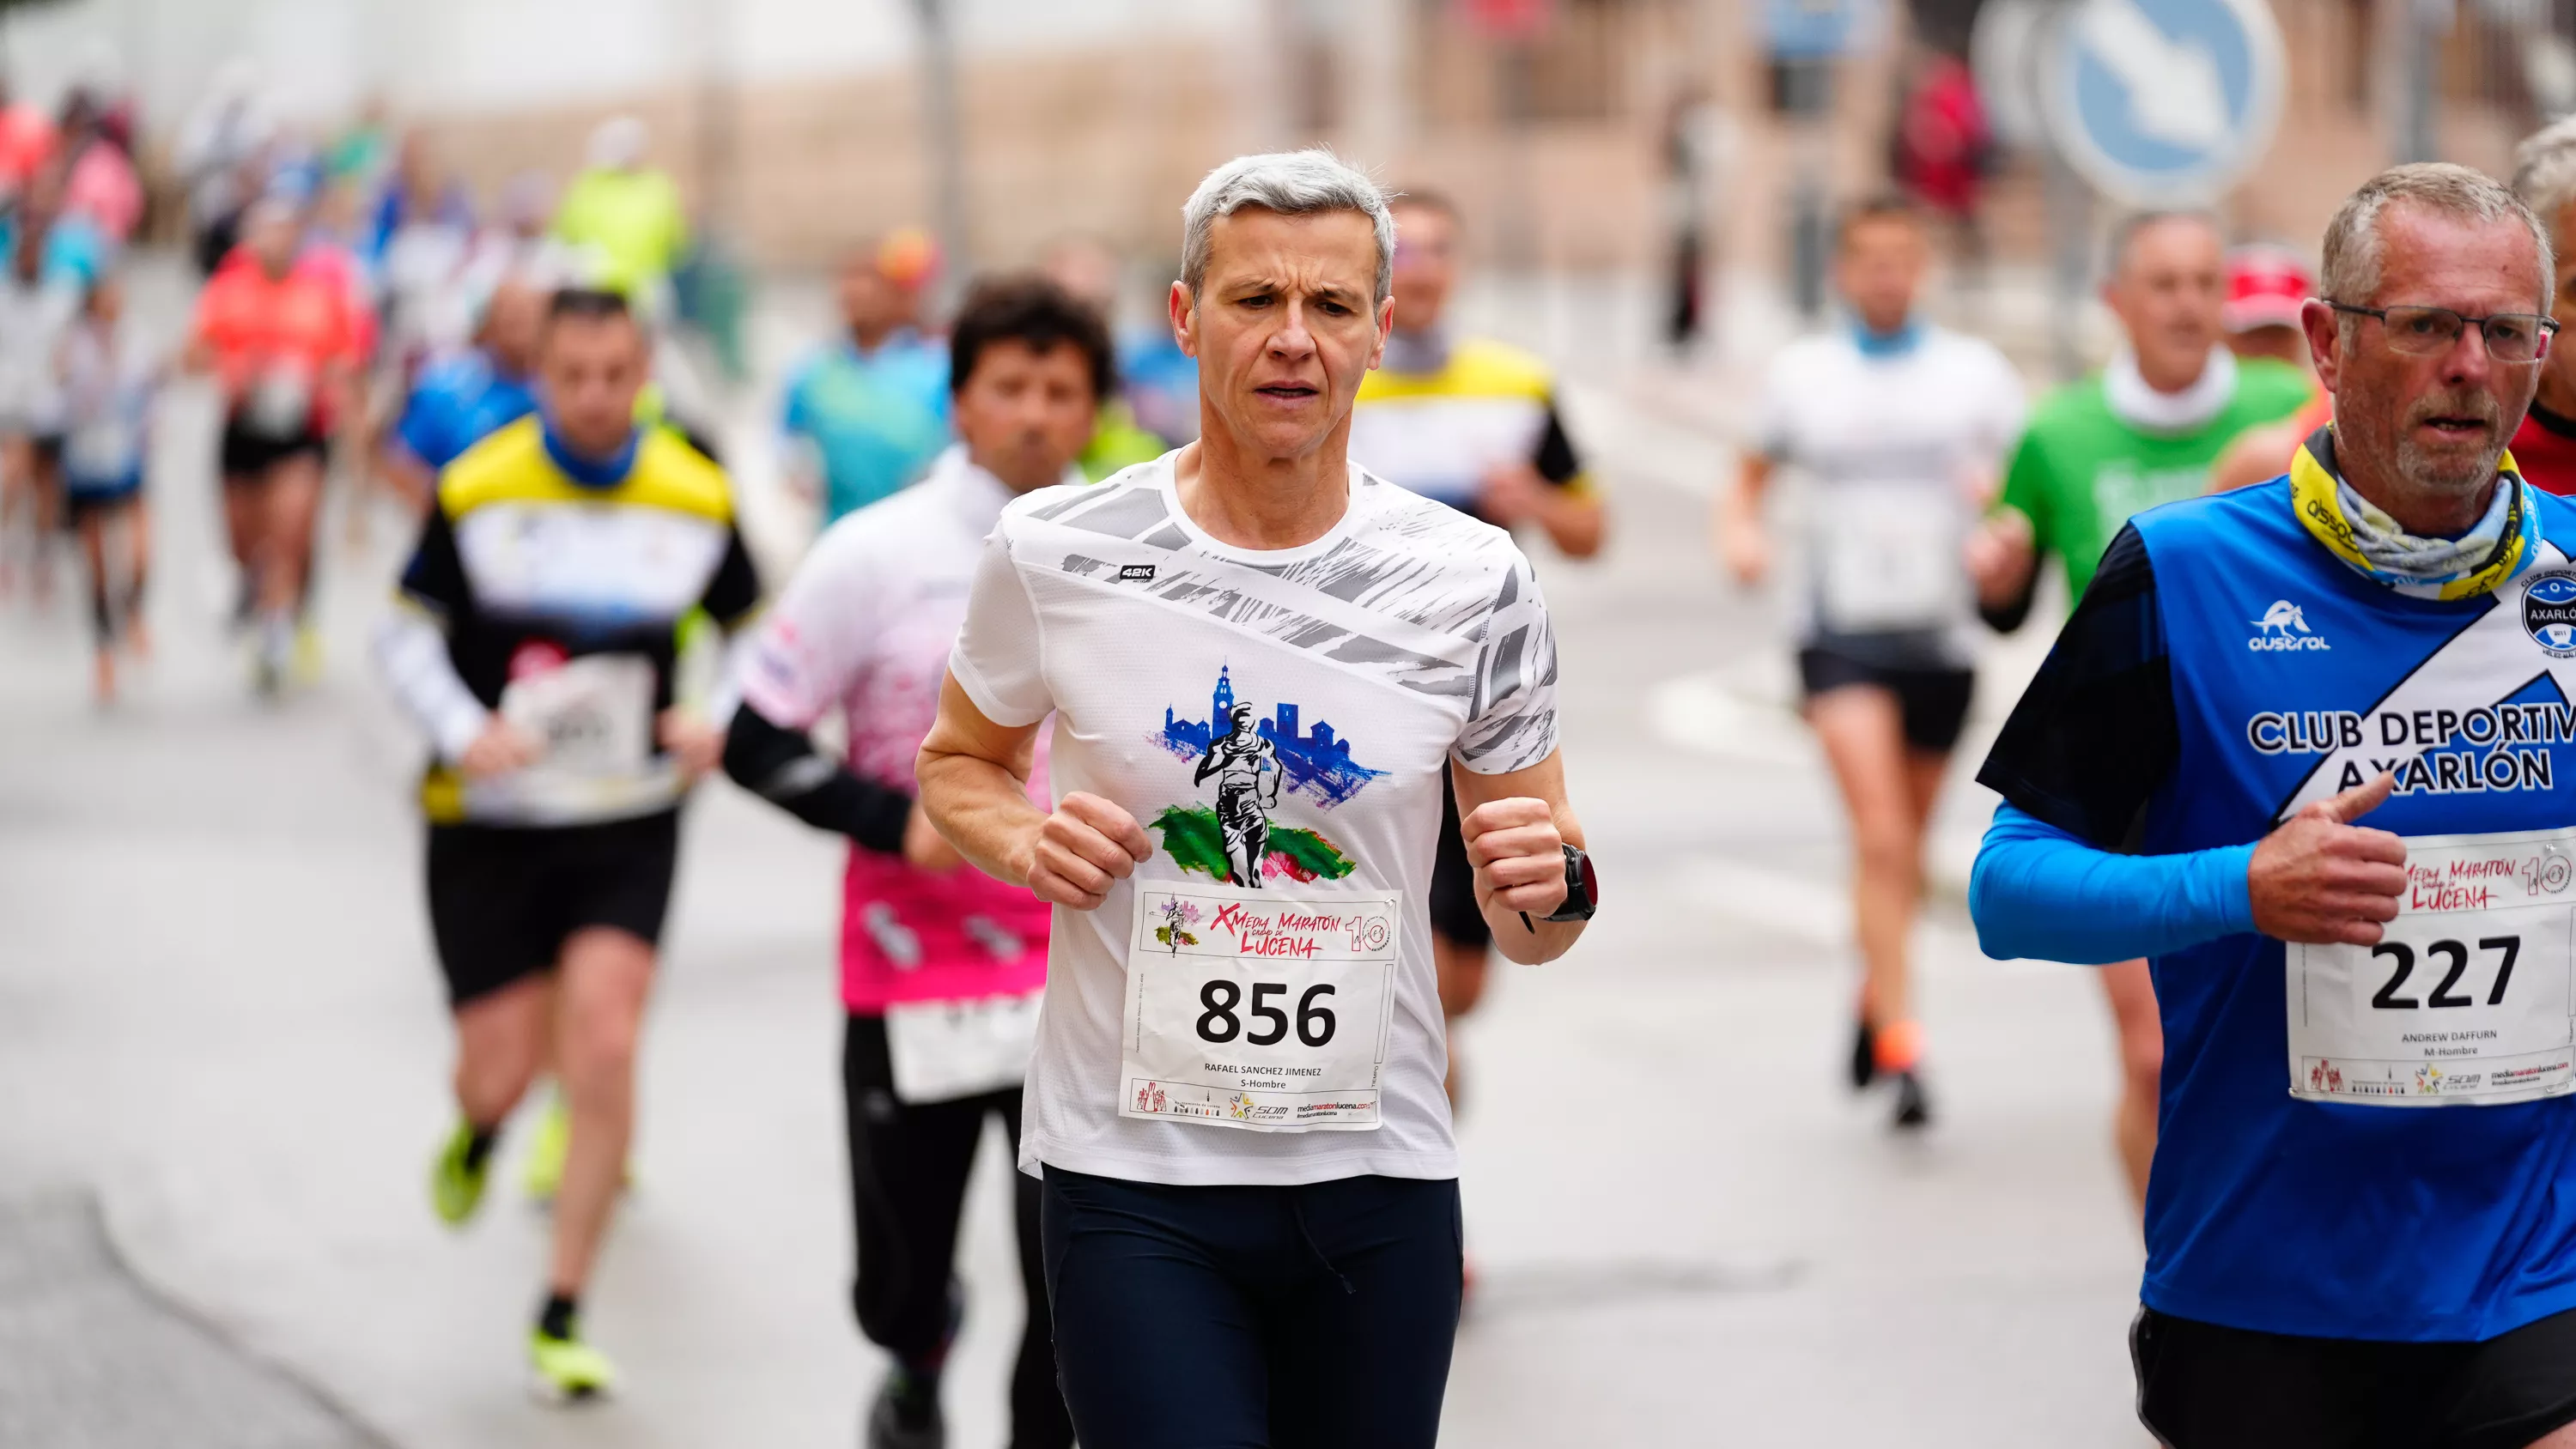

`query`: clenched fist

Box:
[1462,796,1568,920]
[1023,791,1153,910]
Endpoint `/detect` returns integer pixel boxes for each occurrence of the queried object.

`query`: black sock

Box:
[887,1361,940,1429]
[461,1127,500,1173]
[538,1292,578,1340]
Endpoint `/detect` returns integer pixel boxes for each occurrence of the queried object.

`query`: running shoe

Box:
[522,1093,568,1204]
[429,1120,489,1227]
[251,617,292,698]
[521,1093,634,1206]
[866,1367,945,1449]
[529,1324,616,1404]
[1848,1014,1877,1090]
[1892,1071,1933,1131]
[291,620,323,684]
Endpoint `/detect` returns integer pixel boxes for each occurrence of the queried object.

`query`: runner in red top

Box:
[185,196,364,693]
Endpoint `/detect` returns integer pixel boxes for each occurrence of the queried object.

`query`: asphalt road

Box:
[0,262,2143,1446]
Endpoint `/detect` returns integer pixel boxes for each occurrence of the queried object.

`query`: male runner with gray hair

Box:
[919,148,1595,1447]
[1974,162,2576,1448]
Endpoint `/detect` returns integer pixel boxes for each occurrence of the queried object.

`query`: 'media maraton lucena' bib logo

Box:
[1151,665,1384,887]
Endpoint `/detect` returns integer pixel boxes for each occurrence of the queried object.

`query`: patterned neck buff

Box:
[2288,425,2536,600]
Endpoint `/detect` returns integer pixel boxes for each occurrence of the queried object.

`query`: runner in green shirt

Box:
[1990,318,2312,599]
[1969,210,2309,1222]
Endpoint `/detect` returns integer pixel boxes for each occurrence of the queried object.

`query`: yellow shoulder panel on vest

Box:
[1357,336,1554,404]
[436,418,734,524]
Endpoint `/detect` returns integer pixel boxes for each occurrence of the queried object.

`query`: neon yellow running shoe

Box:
[429,1121,489,1228]
[529,1325,616,1404]
[522,1091,635,1206]
[291,621,324,685]
[522,1093,568,1203]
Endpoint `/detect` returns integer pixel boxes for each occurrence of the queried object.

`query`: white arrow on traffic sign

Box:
[2038,0,2286,206]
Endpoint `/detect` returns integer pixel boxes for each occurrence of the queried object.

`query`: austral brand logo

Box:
[2249,600,2330,652]
[2523,570,2576,657]
[1118,563,1157,582]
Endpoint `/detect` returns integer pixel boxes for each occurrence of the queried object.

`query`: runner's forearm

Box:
[1979,563,2041,633]
[372,606,489,763]
[915,750,1045,886]
[721,704,911,853]
[1970,803,2255,964]
[1534,487,1605,558]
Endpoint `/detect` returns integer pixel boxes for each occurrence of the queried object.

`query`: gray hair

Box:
[2513,116,2576,241]
[2320,162,2555,318]
[2102,209,2221,282]
[1179,149,1395,306]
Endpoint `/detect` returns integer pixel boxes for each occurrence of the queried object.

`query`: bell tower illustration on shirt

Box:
[1157,664,1383,809]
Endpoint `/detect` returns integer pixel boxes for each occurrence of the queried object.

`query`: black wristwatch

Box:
[1520,845,1598,931]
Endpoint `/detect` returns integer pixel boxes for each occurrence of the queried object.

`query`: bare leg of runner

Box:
[2101,958,2163,1216]
[258,453,323,615]
[0,434,24,594]
[121,499,152,657]
[28,447,58,603]
[78,507,112,700]
[1807,687,1926,1066]
[453,974,555,1131]
[221,475,261,582]
[547,926,655,1298]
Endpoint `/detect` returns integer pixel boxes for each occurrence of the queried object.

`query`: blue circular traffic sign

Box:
[2038,0,2284,205]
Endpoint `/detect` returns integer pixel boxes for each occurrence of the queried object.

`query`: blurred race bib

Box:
[1818,481,1965,634]
[240,364,313,440]
[500,653,653,774]
[886,990,1043,1105]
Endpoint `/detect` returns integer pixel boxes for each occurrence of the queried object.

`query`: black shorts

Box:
[2133,1305,2576,1449]
[1429,773,1490,950]
[63,486,139,525]
[1797,647,1975,754]
[219,420,327,481]
[425,811,681,1008]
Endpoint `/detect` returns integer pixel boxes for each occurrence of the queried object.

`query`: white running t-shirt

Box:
[1753,324,2027,669]
[951,453,1559,1186]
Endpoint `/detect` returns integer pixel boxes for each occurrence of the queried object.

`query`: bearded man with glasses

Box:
[1971,162,2576,1449]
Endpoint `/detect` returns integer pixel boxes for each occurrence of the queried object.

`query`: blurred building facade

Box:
[5,0,2573,278]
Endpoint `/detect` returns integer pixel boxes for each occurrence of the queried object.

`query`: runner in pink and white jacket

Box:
[721,276,1113,1449]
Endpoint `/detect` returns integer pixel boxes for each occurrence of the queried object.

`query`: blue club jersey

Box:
[1981,476,2576,1342]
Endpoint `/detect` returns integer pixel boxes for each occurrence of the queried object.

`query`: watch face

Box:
[1574,848,1598,906]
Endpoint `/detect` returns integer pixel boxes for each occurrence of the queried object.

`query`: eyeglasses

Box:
[2327,301,2559,362]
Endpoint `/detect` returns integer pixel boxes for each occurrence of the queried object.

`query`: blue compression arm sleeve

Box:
[1968,803,2258,965]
